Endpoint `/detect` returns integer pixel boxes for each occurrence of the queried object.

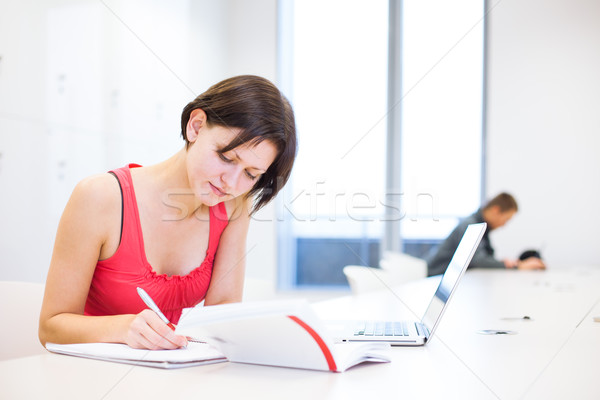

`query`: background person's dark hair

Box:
[483,192,519,212]
[180,75,297,214]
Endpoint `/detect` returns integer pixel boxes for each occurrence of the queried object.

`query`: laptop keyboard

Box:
[353,321,415,337]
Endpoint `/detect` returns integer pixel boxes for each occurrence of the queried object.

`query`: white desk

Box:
[524,273,600,399]
[423,267,600,400]
[1,267,599,400]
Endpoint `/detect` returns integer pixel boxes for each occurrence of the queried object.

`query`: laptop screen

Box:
[420,223,486,338]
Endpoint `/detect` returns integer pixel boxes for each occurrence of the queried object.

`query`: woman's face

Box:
[186,122,278,207]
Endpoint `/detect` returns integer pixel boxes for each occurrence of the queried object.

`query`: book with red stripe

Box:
[176,299,390,372]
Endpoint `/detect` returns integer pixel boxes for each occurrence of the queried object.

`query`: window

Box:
[399,0,485,255]
[278,0,484,289]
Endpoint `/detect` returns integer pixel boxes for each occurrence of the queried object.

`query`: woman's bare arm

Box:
[39,174,186,349]
[203,197,252,306]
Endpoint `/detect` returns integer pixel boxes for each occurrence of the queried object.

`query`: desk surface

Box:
[2,267,599,400]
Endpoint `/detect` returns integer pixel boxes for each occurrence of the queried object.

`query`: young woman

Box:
[39,75,297,350]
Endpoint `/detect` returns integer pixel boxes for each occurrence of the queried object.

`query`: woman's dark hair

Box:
[180,75,297,214]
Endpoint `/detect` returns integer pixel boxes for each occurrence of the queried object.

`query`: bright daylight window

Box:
[277,0,484,289]
[399,0,485,254]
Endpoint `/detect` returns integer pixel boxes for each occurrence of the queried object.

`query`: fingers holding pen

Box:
[126,309,188,350]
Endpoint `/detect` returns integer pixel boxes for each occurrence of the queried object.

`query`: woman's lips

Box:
[209,182,228,197]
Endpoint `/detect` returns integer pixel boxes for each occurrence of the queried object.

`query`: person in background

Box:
[426,192,546,276]
[39,75,297,350]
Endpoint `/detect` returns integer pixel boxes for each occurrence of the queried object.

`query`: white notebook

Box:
[45,341,227,369]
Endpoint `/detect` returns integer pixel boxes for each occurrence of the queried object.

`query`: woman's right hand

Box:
[125,309,188,350]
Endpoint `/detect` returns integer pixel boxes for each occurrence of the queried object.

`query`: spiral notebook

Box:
[45,341,226,369]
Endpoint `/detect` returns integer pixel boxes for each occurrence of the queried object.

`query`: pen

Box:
[136,287,176,331]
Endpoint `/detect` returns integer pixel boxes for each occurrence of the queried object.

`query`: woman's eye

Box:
[218,153,232,163]
[245,171,257,180]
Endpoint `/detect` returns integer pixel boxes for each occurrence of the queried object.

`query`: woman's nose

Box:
[221,165,242,191]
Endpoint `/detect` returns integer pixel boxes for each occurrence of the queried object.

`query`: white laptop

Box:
[327,222,487,346]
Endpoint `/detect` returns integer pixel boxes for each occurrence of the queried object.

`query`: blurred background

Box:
[1,0,599,297]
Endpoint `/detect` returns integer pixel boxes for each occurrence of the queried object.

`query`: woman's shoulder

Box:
[58,173,122,248]
[70,173,121,213]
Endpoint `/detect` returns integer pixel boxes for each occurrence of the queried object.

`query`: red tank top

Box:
[84,164,229,324]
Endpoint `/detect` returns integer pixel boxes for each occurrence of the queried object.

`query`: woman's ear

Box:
[186,108,207,143]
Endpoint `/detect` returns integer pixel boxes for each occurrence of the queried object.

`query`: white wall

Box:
[0,0,279,283]
[485,0,600,268]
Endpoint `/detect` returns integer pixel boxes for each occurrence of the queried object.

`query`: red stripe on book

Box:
[287,315,337,372]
